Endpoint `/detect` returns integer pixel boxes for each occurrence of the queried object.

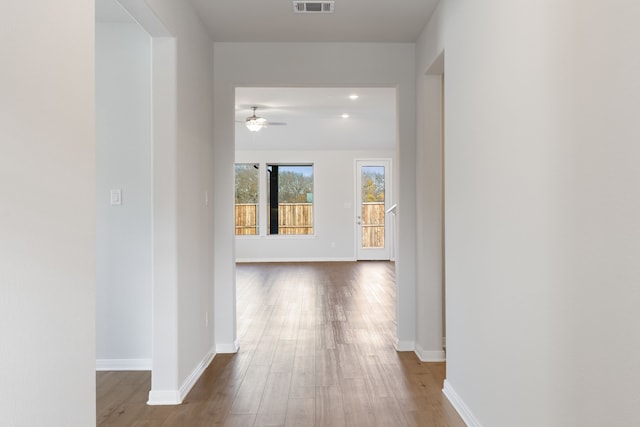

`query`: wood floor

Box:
[97,261,464,426]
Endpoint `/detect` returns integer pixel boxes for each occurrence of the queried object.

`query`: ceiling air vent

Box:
[293,1,335,13]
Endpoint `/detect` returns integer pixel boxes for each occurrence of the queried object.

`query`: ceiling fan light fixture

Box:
[239,106,287,131]
[246,117,265,132]
[246,107,267,132]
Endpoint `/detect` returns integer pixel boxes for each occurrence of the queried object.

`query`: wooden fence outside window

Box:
[236,203,385,248]
[235,203,258,235]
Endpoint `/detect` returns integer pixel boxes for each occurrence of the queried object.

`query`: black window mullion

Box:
[269,165,279,234]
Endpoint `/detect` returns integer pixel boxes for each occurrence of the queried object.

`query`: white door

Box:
[356,160,391,260]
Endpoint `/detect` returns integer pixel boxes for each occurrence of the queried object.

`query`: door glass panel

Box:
[361,166,385,249]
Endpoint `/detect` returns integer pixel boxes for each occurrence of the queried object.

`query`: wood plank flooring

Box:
[97,261,464,426]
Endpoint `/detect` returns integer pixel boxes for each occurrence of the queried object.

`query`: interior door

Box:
[356,160,391,260]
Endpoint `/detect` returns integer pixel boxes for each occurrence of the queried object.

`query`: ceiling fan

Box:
[238,106,287,132]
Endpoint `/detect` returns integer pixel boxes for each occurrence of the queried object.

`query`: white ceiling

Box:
[235,87,396,151]
[95,1,410,152]
[188,0,439,43]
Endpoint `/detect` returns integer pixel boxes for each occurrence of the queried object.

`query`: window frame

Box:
[234,163,260,236]
[234,162,316,238]
[266,163,315,236]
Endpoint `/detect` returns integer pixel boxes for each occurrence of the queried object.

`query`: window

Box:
[234,163,314,236]
[267,164,314,235]
[234,164,259,235]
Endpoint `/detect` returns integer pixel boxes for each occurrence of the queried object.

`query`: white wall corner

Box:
[118,0,172,37]
[414,344,446,362]
[179,351,216,402]
[147,390,182,406]
[443,379,483,427]
[216,340,240,354]
[394,340,415,352]
[96,359,152,371]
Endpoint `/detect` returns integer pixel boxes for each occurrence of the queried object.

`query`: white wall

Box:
[235,149,395,262]
[0,1,96,425]
[416,1,640,426]
[145,0,215,402]
[214,42,417,351]
[95,22,152,369]
[414,66,444,362]
[118,0,215,403]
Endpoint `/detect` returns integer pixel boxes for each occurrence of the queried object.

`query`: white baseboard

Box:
[236,257,356,263]
[179,350,215,402]
[147,350,216,406]
[443,379,483,427]
[147,390,182,406]
[414,343,446,362]
[96,358,152,371]
[394,340,415,352]
[216,340,240,354]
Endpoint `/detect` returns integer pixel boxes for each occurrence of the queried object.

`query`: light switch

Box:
[110,189,122,205]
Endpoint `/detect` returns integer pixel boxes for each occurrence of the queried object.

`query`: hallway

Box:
[97,262,463,426]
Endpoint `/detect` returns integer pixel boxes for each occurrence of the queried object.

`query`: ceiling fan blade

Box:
[236,120,287,126]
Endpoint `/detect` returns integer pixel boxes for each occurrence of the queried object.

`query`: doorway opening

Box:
[414,51,446,363]
[96,0,181,406]
[233,87,397,263]
[95,0,153,373]
[233,86,398,347]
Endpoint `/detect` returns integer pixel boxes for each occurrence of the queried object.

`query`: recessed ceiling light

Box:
[349,94,359,100]
[341,113,350,119]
